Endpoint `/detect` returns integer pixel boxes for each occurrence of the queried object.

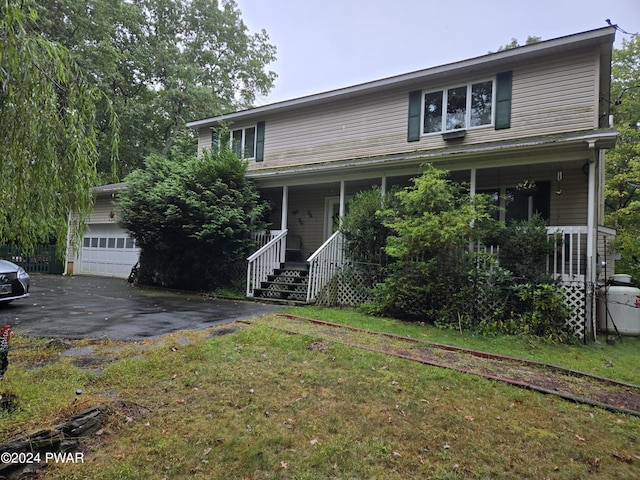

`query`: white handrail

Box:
[246,229,288,297]
[306,231,346,303]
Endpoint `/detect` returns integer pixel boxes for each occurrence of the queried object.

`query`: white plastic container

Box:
[598,275,640,336]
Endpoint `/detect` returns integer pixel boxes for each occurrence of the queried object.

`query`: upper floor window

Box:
[211,121,265,162]
[423,80,494,134]
[231,126,256,159]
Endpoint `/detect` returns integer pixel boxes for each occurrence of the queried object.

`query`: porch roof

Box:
[246,129,618,187]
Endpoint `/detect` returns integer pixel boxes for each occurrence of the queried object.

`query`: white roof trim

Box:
[187,27,615,129]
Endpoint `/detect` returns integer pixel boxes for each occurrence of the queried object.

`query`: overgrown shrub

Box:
[362,166,499,322]
[477,282,574,342]
[340,186,398,265]
[498,214,555,283]
[117,148,267,291]
[355,167,574,342]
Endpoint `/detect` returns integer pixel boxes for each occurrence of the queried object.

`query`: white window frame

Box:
[421,78,496,136]
[230,126,257,159]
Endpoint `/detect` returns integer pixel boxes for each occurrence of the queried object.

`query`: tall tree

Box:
[0,0,114,254]
[34,0,277,181]
[605,34,640,280]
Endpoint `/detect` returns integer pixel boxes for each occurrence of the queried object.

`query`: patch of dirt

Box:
[267,316,640,416]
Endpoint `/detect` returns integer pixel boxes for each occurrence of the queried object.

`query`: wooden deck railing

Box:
[306,231,346,304]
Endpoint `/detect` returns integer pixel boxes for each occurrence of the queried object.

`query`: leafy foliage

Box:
[34,0,277,180]
[340,187,398,265]
[383,165,497,260]
[350,167,572,341]
[362,166,499,323]
[606,34,640,282]
[498,214,555,283]
[0,0,116,254]
[492,35,541,52]
[117,147,267,290]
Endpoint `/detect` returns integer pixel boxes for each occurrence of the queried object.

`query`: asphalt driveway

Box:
[0,274,284,340]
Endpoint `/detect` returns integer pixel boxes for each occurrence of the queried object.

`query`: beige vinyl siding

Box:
[265,181,387,255]
[547,167,588,226]
[286,186,332,256]
[254,90,407,170]
[89,195,118,224]
[474,163,588,226]
[215,48,601,172]
[197,128,211,155]
[508,51,598,136]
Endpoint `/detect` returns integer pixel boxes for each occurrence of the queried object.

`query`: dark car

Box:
[0,260,30,303]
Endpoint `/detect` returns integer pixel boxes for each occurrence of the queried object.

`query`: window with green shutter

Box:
[409,76,504,139]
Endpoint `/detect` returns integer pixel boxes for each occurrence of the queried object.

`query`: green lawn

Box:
[288,306,640,385]
[1,310,638,479]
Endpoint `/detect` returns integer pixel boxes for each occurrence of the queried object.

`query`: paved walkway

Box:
[0,274,284,341]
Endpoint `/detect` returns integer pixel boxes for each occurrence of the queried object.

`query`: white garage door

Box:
[77,224,140,278]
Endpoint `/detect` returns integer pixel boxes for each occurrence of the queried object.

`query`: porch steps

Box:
[253,262,309,305]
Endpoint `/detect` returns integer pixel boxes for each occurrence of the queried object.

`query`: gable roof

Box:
[187,26,615,130]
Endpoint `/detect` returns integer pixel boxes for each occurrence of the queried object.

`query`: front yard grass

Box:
[0,312,638,479]
[289,306,640,385]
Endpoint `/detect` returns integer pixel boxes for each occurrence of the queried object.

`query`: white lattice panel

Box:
[312,265,589,340]
[562,282,587,339]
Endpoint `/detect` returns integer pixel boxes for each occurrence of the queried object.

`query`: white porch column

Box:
[598,149,606,225]
[339,180,346,222]
[586,147,597,278]
[585,143,598,340]
[469,168,477,197]
[381,174,387,197]
[281,185,288,231]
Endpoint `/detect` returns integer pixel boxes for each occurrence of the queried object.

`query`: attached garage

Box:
[67,183,140,279]
[77,223,139,278]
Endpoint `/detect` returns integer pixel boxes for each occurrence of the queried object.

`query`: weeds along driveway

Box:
[0,274,284,341]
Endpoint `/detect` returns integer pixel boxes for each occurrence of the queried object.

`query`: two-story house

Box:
[187,26,618,338]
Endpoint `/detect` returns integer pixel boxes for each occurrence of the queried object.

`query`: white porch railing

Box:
[547,226,588,283]
[306,231,346,304]
[253,229,284,247]
[246,229,287,297]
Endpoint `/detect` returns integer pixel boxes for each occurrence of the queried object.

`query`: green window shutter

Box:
[256,121,265,162]
[407,90,422,142]
[495,71,512,130]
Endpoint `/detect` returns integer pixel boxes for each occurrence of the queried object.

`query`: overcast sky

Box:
[235,0,639,105]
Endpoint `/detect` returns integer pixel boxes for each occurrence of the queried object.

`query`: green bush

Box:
[117,148,267,291]
[355,167,574,342]
[340,186,396,265]
[498,214,555,283]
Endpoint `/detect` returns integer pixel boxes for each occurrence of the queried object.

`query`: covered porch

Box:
[244,138,615,339]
